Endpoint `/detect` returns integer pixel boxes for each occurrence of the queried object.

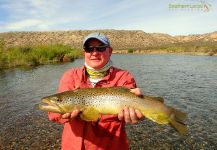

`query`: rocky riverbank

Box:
[113,49,217,56]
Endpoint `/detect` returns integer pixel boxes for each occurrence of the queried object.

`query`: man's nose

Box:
[91,47,99,53]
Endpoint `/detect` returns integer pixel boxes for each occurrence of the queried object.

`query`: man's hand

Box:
[61,109,80,121]
[118,88,144,124]
[118,107,143,124]
[61,86,81,121]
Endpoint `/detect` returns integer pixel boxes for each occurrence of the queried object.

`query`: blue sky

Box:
[0,0,216,35]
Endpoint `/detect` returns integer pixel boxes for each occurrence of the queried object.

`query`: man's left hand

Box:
[118,107,144,124]
[118,88,144,124]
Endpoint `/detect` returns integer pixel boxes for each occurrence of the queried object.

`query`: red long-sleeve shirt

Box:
[48,66,137,150]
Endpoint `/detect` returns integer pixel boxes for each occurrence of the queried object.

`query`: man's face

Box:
[83,39,112,70]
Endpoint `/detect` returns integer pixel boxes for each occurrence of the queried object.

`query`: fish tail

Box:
[169,108,187,135]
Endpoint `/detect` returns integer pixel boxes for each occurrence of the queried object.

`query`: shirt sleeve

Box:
[122,71,137,89]
[57,70,75,93]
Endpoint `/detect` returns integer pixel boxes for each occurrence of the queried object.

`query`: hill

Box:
[0,29,217,54]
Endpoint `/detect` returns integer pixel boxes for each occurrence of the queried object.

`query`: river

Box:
[0,54,217,149]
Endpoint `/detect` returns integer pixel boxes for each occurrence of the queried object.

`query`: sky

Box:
[0,0,216,35]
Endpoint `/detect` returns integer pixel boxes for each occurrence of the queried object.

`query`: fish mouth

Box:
[38,98,62,113]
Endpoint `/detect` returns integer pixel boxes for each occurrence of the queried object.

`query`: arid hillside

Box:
[1,29,217,50]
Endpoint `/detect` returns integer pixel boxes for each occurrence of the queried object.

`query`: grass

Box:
[0,44,83,69]
[120,41,217,55]
[1,40,217,69]
[143,41,217,55]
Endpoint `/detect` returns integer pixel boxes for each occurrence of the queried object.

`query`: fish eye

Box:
[55,97,61,102]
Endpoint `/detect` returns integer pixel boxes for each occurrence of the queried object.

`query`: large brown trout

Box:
[38,87,187,135]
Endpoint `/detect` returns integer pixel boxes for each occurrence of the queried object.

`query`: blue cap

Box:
[83,32,110,47]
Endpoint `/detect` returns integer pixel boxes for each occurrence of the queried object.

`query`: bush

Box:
[65,49,83,60]
[127,48,134,53]
[0,44,83,68]
[0,38,5,51]
[0,50,7,69]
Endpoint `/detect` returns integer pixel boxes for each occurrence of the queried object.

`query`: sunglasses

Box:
[84,45,108,53]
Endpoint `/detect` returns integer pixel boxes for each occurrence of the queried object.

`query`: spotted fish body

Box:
[38,87,187,135]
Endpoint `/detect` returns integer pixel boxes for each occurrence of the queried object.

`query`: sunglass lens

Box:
[85,47,93,53]
[85,46,107,53]
[97,47,107,52]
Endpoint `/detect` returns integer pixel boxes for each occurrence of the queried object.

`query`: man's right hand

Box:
[61,87,81,121]
[61,109,80,121]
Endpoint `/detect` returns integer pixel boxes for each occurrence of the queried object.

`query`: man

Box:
[48,32,144,150]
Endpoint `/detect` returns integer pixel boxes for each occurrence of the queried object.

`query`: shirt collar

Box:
[81,65,114,83]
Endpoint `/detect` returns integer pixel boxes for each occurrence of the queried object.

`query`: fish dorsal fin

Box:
[73,89,80,92]
[154,97,164,102]
[144,96,164,103]
[112,87,130,92]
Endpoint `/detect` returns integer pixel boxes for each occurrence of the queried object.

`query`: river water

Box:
[0,54,217,149]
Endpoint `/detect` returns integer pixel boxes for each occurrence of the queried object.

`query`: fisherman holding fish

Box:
[40,32,187,149]
[48,32,144,150]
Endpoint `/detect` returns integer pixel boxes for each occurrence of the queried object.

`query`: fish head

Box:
[38,94,67,113]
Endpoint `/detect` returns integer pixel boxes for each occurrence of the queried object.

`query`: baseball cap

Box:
[83,32,110,47]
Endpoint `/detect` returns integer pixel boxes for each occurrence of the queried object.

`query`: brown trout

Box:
[38,87,187,135]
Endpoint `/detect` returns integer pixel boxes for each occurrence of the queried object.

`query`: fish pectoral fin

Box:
[79,107,100,122]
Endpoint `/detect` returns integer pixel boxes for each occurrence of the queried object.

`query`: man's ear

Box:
[83,49,85,56]
[109,47,113,54]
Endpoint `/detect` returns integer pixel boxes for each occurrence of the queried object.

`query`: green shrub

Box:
[127,48,134,53]
[0,50,7,69]
[0,38,5,51]
[0,44,83,68]
[65,49,83,60]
